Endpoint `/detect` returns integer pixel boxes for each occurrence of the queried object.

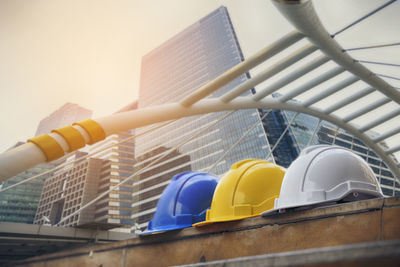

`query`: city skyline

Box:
[0,1,398,264]
[1,0,399,156]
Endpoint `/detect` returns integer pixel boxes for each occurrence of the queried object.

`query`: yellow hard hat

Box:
[194,159,285,226]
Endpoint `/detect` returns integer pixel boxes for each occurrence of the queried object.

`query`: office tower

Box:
[132,6,272,229]
[87,102,138,228]
[35,103,92,136]
[90,132,135,229]
[34,153,105,226]
[34,132,136,229]
[0,103,92,224]
[33,99,136,229]
[131,147,191,227]
[0,142,55,223]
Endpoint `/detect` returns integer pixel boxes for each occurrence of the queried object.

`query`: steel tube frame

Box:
[272,0,400,105]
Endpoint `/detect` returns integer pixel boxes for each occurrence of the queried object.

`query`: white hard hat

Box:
[262,145,383,215]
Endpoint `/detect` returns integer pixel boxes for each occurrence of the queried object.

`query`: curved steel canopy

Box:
[0,0,399,183]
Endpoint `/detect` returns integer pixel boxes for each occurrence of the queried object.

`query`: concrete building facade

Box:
[34,153,104,226]
[34,131,136,230]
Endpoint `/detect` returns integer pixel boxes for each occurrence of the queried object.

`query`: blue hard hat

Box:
[140,171,218,235]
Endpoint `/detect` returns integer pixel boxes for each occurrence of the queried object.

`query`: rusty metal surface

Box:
[14,197,400,267]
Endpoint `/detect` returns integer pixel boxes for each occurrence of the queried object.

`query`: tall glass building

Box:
[0,156,55,223]
[132,6,272,229]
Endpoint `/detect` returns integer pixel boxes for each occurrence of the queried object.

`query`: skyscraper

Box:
[0,142,56,223]
[132,6,272,229]
[35,103,92,136]
[34,153,105,226]
[89,132,135,228]
[33,132,136,230]
[1,103,93,224]
[33,101,137,229]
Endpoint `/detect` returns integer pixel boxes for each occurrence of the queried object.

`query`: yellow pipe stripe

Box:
[52,126,86,152]
[28,135,65,162]
[73,119,106,145]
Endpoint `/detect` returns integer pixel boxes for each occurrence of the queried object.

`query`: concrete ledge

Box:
[177,240,400,267]
[13,197,400,267]
[0,221,133,241]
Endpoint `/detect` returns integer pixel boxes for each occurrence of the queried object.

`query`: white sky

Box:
[0,0,399,155]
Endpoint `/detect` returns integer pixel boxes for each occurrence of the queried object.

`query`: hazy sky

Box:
[0,0,399,154]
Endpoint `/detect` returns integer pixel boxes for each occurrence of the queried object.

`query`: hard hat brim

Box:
[193,213,260,227]
[138,224,190,236]
[261,188,384,217]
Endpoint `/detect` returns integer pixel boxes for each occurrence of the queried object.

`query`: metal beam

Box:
[221,44,317,103]
[373,125,400,143]
[180,31,304,107]
[358,108,400,133]
[302,76,360,107]
[386,145,400,154]
[253,55,330,101]
[278,66,345,102]
[342,97,391,123]
[324,86,375,114]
